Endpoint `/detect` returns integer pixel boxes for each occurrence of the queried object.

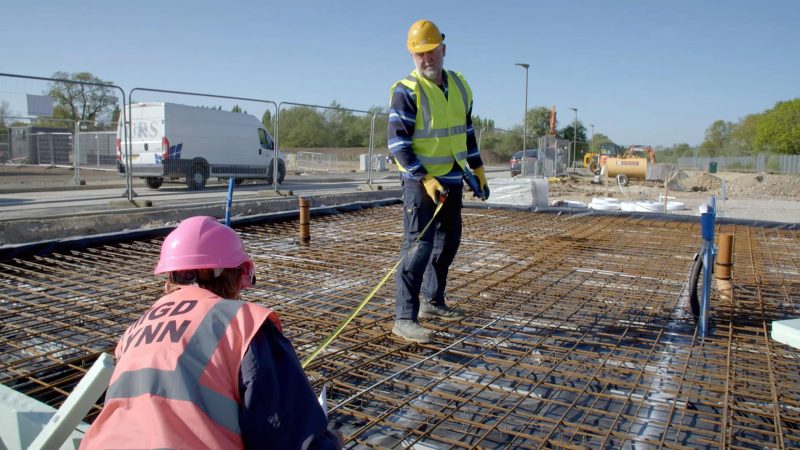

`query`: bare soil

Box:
[547,170,800,224]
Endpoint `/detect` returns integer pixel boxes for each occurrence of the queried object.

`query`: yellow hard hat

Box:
[407,19,444,53]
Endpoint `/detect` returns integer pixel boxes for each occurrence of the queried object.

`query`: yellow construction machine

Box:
[600,145,656,186]
[583,143,622,173]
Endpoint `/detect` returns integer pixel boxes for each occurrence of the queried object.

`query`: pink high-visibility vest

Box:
[81,285,279,450]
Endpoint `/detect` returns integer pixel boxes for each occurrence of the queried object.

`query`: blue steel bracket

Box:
[698,196,717,338]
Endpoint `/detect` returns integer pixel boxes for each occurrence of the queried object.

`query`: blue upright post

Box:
[699,196,717,337]
[225,177,235,227]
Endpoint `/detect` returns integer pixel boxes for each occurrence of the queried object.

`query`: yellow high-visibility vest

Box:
[393,70,471,176]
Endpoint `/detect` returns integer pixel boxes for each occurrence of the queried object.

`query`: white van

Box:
[117,102,284,189]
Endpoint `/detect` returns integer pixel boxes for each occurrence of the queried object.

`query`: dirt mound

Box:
[667,170,800,200]
[724,172,800,200]
[665,170,722,192]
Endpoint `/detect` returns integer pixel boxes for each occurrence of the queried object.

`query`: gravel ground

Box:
[545,170,800,224]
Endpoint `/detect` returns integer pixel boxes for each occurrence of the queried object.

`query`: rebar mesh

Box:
[1,206,798,448]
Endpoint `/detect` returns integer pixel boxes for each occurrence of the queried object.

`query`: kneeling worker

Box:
[80,216,342,449]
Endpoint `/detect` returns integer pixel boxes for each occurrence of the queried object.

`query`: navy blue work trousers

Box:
[395,179,463,321]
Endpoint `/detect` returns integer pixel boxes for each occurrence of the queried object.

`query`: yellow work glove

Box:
[421,174,445,204]
[473,166,490,200]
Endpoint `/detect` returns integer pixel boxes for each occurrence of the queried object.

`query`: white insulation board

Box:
[486,178,549,208]
[772,318,800,350]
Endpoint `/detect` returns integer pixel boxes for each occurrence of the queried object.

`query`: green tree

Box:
[0,101,9,131]
[324,100,366,147]
[728,114,759,155]
[526,106,554,140]
[48,71,117,122]
[559,121,588,160]
[754,98,800,154]
[278,106,328,147]
[261,110,274,134]
[591,132,614,150]
[496,127,523,156]
[700,120,733,157]
[559,122,587,143]
[473,115,495,132]
[657,143,694,163]
[476,128,517,157]
[232,105,242,113]
[110,105,120,124]
[370,106,389,148]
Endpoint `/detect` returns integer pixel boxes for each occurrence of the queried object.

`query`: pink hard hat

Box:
[154,216,254,287]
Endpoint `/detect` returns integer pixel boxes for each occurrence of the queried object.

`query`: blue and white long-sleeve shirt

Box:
[388,70,483,186]
[239,320,340,449]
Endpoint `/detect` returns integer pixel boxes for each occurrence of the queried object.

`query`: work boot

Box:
[419,301,466,321]
[392,319,434,344]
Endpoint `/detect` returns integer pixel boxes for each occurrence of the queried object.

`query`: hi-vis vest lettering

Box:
[394,70,472,177]
[80,286,278,450]
[120,299,197,352]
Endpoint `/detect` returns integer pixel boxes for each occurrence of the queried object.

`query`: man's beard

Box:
[419,65,440,81]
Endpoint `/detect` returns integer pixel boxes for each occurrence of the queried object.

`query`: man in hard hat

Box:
[80,216,342,449]
[389,19,490,343]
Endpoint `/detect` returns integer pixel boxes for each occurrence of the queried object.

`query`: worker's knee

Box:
[404,241,432,274]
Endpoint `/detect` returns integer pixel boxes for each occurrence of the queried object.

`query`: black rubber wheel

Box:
[266,159,286,185]
[145,177,163,189]
[277,159,286,184]
[688,255,703,318]
[187,163,208,190]
[616,173,630,186]
[588,161,599,173]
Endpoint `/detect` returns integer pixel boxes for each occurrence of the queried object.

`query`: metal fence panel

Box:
[76,131,117,168]
[34,132,72,166]
[0,129,8,163]
[677,154,800,175]
[291,151,338,172]
[537,136,570,177]
[0,73,127,199]
[276,102,389,184]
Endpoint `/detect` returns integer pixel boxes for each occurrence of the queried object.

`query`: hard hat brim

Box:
[408,41,442,53]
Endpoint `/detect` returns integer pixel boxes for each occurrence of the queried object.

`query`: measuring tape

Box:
[301,195,446,368]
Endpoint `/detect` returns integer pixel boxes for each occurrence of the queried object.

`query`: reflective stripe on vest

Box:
[411,72,470,140]
[394,70,471,177]
[106,300,244,434]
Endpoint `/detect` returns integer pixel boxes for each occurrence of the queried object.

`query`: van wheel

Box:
[145,177,163,189]
[616,174,629,186]
[277,159,286,184]
[266,159,286,185]
[187,163,208,190]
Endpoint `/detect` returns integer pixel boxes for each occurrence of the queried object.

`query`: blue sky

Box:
[1,0,798,147]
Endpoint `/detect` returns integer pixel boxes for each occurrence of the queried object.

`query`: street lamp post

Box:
[590,124,595,154]
[515,63,529,176]
[569,107,578,173]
